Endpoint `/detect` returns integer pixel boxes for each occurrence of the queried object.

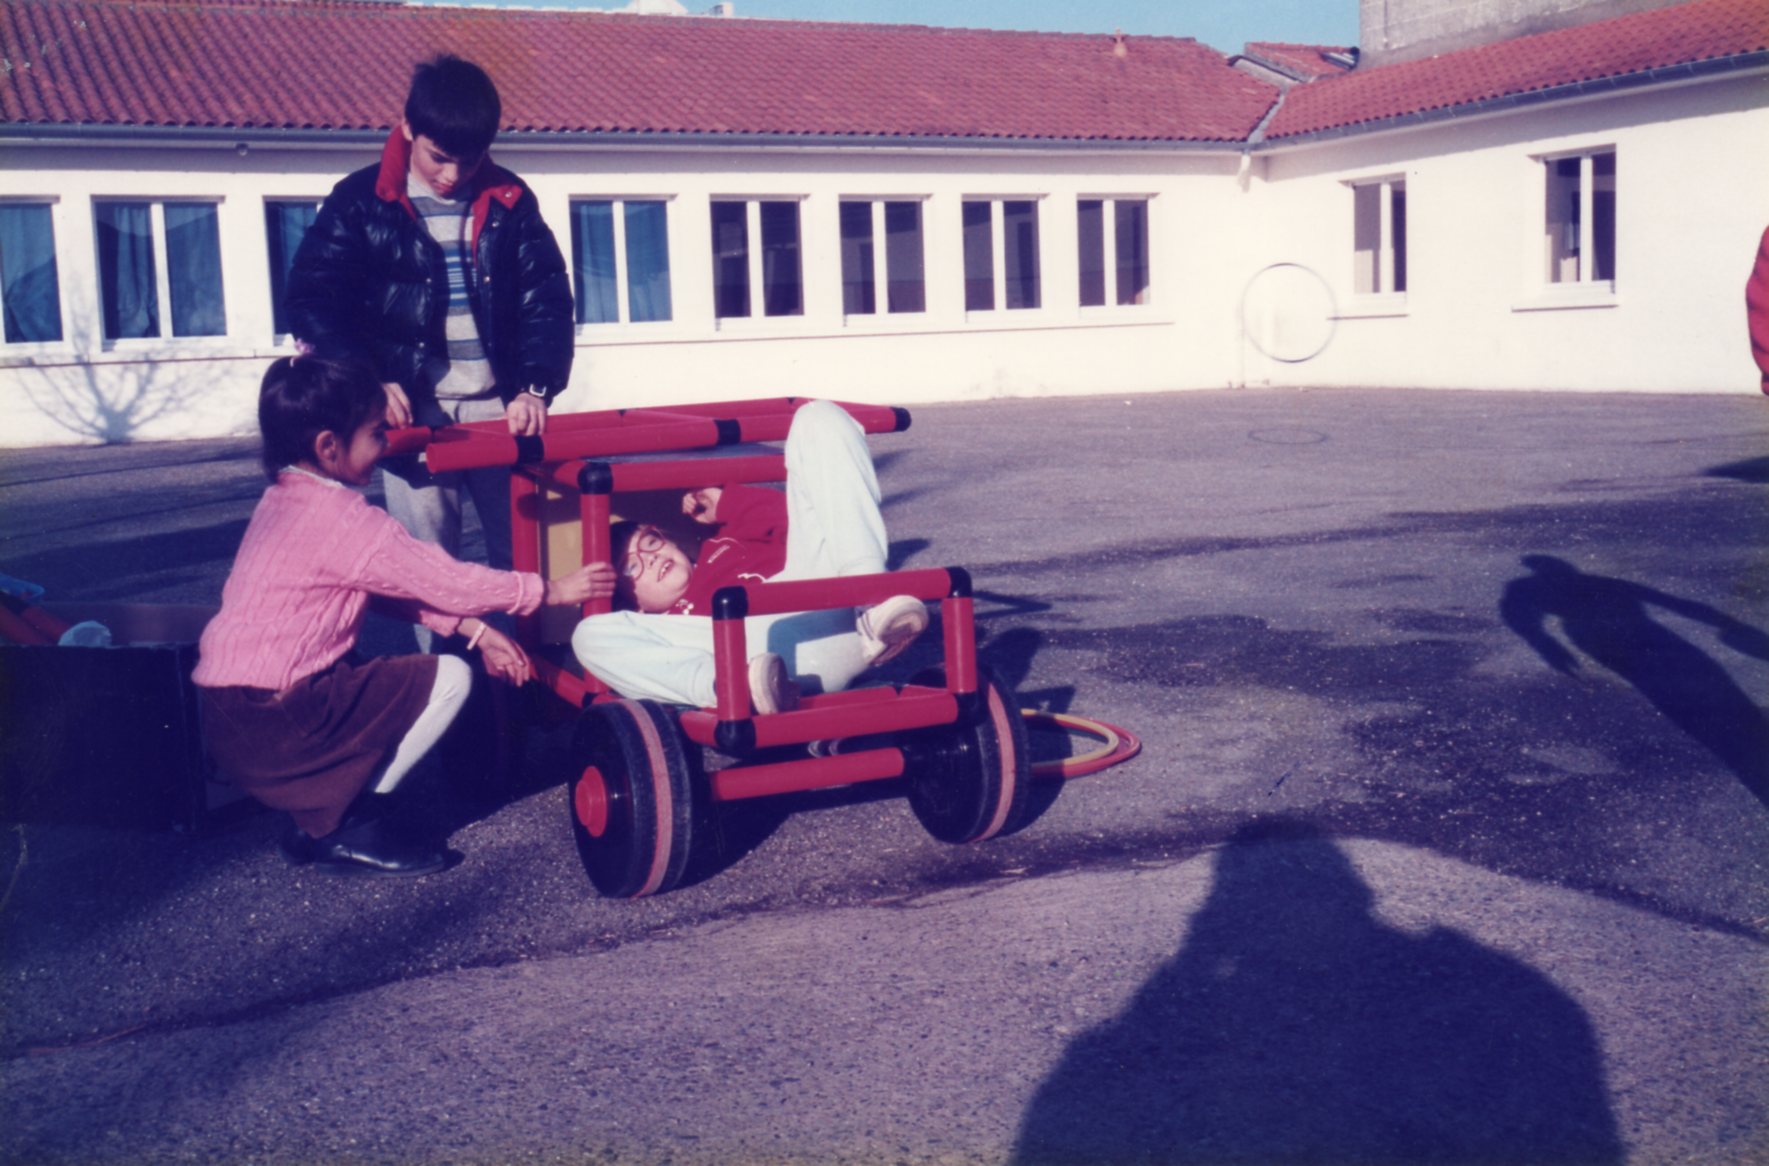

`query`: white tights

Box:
[373,654,472,793]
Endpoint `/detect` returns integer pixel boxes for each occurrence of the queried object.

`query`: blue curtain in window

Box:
[572,201,618,325]
[623,200,672,323]
[265,201,317,335]
[97,202,158,340]
[0,204,63,343]
[165,204,226,337]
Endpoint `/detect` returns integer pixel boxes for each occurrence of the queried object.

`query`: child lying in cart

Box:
[569,399,928,714]
[194,356,614,877]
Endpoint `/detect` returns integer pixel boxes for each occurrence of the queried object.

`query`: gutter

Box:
[1258,49,1769,149]
[0,122,1255,154]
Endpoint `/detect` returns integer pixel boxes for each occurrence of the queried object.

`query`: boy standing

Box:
[286,55,574,574]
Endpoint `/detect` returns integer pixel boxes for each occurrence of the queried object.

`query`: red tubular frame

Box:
[395,397,993,806]
[400,398,905,475]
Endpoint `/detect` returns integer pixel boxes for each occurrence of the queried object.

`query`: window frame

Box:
[838,196,929,323]
[91,196,230,347]
[0,198,68,349]
[569,195,677,329]
[1077,194,1154,312]
[1515,145,1619,313]
[709,196,807,328]
[1541,147,1616,289]
[961,195,1045,317]
[1347,176,1408,301]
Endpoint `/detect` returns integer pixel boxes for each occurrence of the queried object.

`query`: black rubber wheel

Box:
[903,666,1033,844]
[568,699,696,898]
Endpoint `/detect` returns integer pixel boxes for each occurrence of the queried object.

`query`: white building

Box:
[0,0,1764,447]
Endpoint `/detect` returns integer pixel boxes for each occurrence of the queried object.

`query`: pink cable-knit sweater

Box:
[193,472,544,692]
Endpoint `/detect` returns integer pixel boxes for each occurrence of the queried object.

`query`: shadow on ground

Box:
[1012,818,1624,1165]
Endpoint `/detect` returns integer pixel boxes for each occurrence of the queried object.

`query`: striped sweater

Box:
[194,472,543,692]
[409,173,494,400]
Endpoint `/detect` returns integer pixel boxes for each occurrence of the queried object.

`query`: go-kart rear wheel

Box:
[569,699,695,898]
[903,666,1032,844]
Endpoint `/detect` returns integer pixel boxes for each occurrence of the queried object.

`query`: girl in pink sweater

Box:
[195,357,613,876]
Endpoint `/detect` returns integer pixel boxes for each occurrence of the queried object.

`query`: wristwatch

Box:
[522,384,548,401]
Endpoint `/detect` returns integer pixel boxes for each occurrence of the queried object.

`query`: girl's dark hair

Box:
[404,55,501,159]
[257,356,385,481]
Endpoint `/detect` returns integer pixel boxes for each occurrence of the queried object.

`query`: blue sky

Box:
[418,2,1360,55]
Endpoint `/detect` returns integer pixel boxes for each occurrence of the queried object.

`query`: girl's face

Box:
[320,415,388,486]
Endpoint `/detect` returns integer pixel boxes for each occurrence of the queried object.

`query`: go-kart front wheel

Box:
[903,667,1033,844]
[569,699,696,898]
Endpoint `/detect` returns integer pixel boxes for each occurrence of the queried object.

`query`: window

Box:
[1351,180,1407,296]
[1545,150,1615,285]
[1078,197,1151,307]
[839,199,926,317]
[0,203,63,344]
[963,199,1041,312]
[264,200,318,336]
[95,200,226,340]
[711,199,802,320]
[571,198,673,325]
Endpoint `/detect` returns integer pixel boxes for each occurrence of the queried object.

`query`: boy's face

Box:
[617,525,694,613]
[402,121,485,200]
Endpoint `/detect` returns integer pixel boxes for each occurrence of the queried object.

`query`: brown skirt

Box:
[200,655,438,837]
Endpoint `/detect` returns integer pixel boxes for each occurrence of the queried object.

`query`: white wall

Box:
[1240,70,1769,393]
[0,138,1238,446]
[2,65,1764,448]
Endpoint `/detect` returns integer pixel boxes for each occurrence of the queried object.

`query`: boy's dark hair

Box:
[258,356,385,481]
[404,55,501,159]
[607,520,640,610]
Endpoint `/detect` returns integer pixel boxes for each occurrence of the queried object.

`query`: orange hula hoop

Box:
[1021,710,1142,779]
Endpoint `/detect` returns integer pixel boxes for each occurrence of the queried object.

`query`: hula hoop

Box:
[1022,710,1142,779]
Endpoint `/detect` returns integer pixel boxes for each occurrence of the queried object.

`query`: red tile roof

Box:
[1239,42,1356,83]
[0,0,1278,143]
[1266,0,1769,140]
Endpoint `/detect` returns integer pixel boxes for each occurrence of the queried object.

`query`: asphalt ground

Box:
[0,388,1765,1165]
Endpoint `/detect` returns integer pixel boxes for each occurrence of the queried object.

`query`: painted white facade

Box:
[1242,70,1769,393]
[1,63,1765,447]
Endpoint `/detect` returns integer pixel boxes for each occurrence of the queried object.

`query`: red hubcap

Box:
[574,766,610,837]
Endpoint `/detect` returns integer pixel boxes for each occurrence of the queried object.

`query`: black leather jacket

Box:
[286,131,575,408]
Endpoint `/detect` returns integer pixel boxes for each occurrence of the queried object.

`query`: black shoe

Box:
[277,822,316,866]
[307,815,451,877]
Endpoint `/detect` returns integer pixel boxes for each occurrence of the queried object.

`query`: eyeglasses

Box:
[620,526,669,580]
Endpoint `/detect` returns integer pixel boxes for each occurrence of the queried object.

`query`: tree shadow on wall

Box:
[21,342,209,444]
[1501,554,1769,807]
[1012,819,1623,1166]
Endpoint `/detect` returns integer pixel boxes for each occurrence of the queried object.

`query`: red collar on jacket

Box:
[372,128,523,260]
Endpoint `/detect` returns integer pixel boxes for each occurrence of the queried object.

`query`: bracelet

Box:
[465,623,487,652]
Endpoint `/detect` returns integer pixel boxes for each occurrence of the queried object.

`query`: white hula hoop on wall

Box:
[1239,262,1338,365]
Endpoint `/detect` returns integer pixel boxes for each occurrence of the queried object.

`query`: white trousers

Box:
[570,400,887,708]
[381,396,513,650]
[381,395,514,571]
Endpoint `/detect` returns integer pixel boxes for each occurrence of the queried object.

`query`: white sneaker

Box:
[856,594,929,667]
[747,652,799,715]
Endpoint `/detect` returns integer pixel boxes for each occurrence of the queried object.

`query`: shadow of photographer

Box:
[1013,819,1622,1165]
